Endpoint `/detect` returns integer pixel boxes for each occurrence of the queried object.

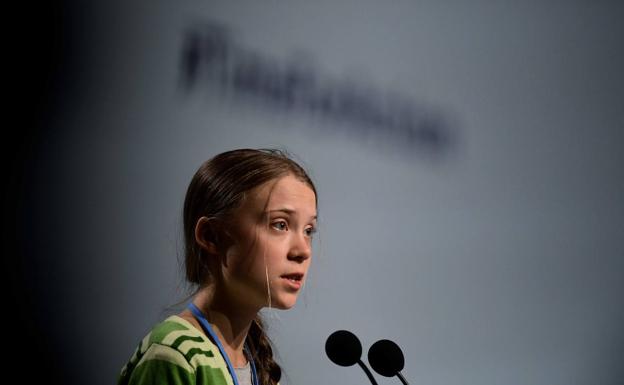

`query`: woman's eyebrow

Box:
[267,208,317,220]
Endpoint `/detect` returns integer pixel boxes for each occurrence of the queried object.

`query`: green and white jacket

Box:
[118,316,235,385]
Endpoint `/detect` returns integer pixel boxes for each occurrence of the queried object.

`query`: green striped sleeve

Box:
[125,344,195,385]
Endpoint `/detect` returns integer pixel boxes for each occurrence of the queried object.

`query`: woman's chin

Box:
[268,294,299,310]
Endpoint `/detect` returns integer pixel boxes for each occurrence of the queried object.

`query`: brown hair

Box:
[183,148,317,385]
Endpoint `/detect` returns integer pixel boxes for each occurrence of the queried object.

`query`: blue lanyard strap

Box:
[187,303,259,385]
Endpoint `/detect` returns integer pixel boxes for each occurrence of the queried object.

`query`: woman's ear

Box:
[194,216,220,256]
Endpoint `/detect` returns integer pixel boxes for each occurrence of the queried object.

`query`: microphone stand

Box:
[357,360,379,385]
[396,371,409,385]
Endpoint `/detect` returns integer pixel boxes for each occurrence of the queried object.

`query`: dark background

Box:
[4,2,77,382]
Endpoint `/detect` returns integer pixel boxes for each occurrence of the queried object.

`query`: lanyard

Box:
[187,303,259,385]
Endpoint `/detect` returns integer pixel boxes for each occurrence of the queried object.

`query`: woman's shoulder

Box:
[143,315,220,363]
[147,315,205,345]
[126,317,224,369]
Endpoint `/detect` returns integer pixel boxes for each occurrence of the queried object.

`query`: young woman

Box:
[118,149,318,385]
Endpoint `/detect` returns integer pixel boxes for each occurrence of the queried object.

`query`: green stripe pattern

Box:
[118,316,232,385]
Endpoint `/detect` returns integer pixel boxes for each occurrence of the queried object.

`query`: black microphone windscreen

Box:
[367,339,405,377]
[325,330,362,367]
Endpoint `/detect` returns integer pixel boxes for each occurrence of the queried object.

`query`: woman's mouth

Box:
[280,273,304,290]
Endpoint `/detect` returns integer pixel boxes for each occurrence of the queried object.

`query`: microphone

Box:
[367,339,409,385]
[325,330,379,385]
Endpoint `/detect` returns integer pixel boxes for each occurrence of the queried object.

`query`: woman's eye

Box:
[272,221,287,231]
[305,227,317,237]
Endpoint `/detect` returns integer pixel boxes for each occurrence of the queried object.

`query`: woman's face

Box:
[220,174,317,311]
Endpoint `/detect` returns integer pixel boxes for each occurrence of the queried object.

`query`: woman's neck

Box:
[183,287,259,368]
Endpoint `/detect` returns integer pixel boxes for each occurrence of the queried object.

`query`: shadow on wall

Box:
[179,21,459,161]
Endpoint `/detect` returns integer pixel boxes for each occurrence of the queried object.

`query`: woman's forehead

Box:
[247,175,316,213]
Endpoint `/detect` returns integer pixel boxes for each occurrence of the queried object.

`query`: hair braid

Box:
[246,316,281,385]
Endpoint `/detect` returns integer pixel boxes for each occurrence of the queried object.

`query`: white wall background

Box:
[25,1,623,385]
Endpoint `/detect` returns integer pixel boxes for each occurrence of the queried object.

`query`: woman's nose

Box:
[288,233,311,262]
